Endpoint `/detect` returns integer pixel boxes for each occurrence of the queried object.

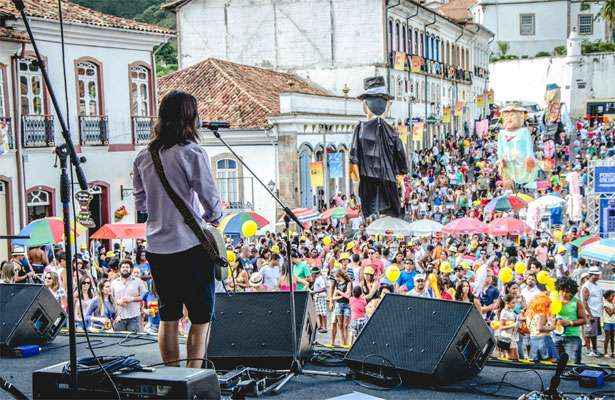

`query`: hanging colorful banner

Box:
[476,94,484,108]
[442,106,451,123]
[410,55,422,73]
[327,153,343,179]
[397,123,408,144]
[454,101,463,117]
[309,161,324,187]
[394,52,407,71]
[412,122,424,141]
[487,89,494,104]
[0,121,8,156]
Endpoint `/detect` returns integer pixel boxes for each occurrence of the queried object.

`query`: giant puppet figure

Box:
[350,76,408,218]
[497,104,538,185]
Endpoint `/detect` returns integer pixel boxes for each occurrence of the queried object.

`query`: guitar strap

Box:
[148,147,224,267]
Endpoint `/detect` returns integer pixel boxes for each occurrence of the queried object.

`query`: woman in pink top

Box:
[349,286,368,343]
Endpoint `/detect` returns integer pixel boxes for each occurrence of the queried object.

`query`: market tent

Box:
[579,239,615,264]
[90,223,146,239]
[407,219,443,236]
[365,217,414,236]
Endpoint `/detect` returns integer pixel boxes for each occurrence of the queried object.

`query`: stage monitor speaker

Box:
[345,294,495,385]
[207,291,316,370]
[0,284,66,349]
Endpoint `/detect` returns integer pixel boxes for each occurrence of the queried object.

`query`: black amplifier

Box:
[33,362,221,399]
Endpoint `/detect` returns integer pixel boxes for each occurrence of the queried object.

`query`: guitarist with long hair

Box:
[132,90,222,368]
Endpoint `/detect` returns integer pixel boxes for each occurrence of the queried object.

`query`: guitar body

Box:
[204,224,227,281]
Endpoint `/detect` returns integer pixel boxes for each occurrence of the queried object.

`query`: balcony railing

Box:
[22,115,54,148]
[132,116,156,145]
[0,117,13,149]
[217,177,255,210]
[79,115,109,146]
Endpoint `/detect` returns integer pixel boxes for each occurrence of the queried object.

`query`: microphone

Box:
[545,352,568,398]
[201,121,230,130]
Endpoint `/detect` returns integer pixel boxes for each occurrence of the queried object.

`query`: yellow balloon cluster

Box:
[226,250,236,263]
[545,277,556,292]
[550,299,562,314]
[514,261,527,275]
[323,236,332,246]
[498,266,513,283]
[241,220,258,237]
[385,265,401,282]
[536,270,550,285]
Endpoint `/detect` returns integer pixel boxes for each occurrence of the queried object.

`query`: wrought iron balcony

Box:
[132,116,156,145]
[22,115,54,148]
[0,117,13,149]
[79,115,109,146]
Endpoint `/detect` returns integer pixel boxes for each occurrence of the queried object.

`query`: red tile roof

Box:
[0,26,28,43]
[0,0,173,35]
[437,0,476,22]
[158,58,331,129]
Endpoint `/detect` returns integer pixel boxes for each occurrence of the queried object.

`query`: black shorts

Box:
[146,245,215,324]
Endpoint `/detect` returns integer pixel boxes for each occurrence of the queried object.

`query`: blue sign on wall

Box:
[600,198,615,237]
[595,166,615,193]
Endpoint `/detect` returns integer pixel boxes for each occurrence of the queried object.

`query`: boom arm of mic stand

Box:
[12,0,87,191]
[209,129,304,228]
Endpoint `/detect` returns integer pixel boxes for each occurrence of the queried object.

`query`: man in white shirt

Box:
[260,254,281,290]
[582,266,604,356]
[521,274,541,305]
[110,260,145,332]
[408,274,434,298]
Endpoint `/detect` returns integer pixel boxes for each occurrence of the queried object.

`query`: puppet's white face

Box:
[502,110,525,130]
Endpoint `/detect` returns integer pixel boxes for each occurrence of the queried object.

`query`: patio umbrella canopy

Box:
[442,217,488,235]
[290,208,321,223]
[13,217,87,247]
[579,239,615,264]
[530,194,565,209]
[365,216,414,236]
[571,235,600,248]
[90,223,146,239]
[487,217,532,236]
[484,195,527,213]
[407,219,443,236]
[218,211,269,235]
[320,207,348,220]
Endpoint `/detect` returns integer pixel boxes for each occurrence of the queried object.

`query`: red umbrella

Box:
[487,217,532,236]
[442,217,488,235]
[90,223,146,239]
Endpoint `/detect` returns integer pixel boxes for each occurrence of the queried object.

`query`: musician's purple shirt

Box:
[132,142,223,254]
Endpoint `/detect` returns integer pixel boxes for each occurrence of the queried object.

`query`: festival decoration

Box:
[309,162,324,187]
[545,277,556,292]
[497,104,537,185]
[385,265,401,282]
[323,236,332,246]
[550,299,562,315]
[227,250,237,263]
[537,270,550,285]
[514,261,527,275]
[241,220,258,237]
[113,205,128,222]
[498,266,513,283]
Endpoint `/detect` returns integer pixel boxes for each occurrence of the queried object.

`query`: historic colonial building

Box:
[163,0,493,148]
[0,0,173,259]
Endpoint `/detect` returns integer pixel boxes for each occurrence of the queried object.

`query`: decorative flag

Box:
[487,89,494,104]
[309,161,324,187]
[442,106,451,123]
[327,153,343,179]
[394,52,407,71]
[411,55,422,73]
[412,122,424,141]
[476,94,484,108]
[0,121,8,156]
[454,101,463,117]
[397,123,408,144]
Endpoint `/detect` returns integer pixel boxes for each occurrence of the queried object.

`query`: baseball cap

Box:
[340,252,351,261]
[414,273,426,281]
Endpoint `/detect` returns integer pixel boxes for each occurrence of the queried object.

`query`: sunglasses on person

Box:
[82,281,91,285]
[415,278,425,282]
[44,276,53,280]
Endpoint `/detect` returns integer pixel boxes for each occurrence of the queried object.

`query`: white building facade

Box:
[165,0,493,147]
[471,0,610,57]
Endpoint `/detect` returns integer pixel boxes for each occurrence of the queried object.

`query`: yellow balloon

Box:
[550,299,562,315]
[498,266,513,283]
[545,277,556,292]
[537,270,550,285]
[514,261,527,275]
[553,229,563,243]
[271,245,280,255]
[490,320,500,330]
[241,220,258,237]
[385,265,401,282]
[323,236,332,246]
[440,261,452,274]
[226,250,236,263]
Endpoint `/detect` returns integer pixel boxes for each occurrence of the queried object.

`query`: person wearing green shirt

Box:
[554,277,587,364]
[291,251,311,291]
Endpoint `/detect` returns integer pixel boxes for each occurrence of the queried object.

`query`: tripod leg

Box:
[272,372,295,394]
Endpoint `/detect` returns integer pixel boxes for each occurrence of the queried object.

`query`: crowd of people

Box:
[0,115,613,365]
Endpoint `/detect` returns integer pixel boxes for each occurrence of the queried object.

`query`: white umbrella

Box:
[530,194,565,209]
[365,216,414,236]
[407,219,444,236]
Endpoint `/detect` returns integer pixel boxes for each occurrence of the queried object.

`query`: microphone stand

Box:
[12,0,91,391]
[208,128,346,394]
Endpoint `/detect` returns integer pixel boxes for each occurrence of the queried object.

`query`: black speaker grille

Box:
[346,294,472,375]
[208,292,313,364]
